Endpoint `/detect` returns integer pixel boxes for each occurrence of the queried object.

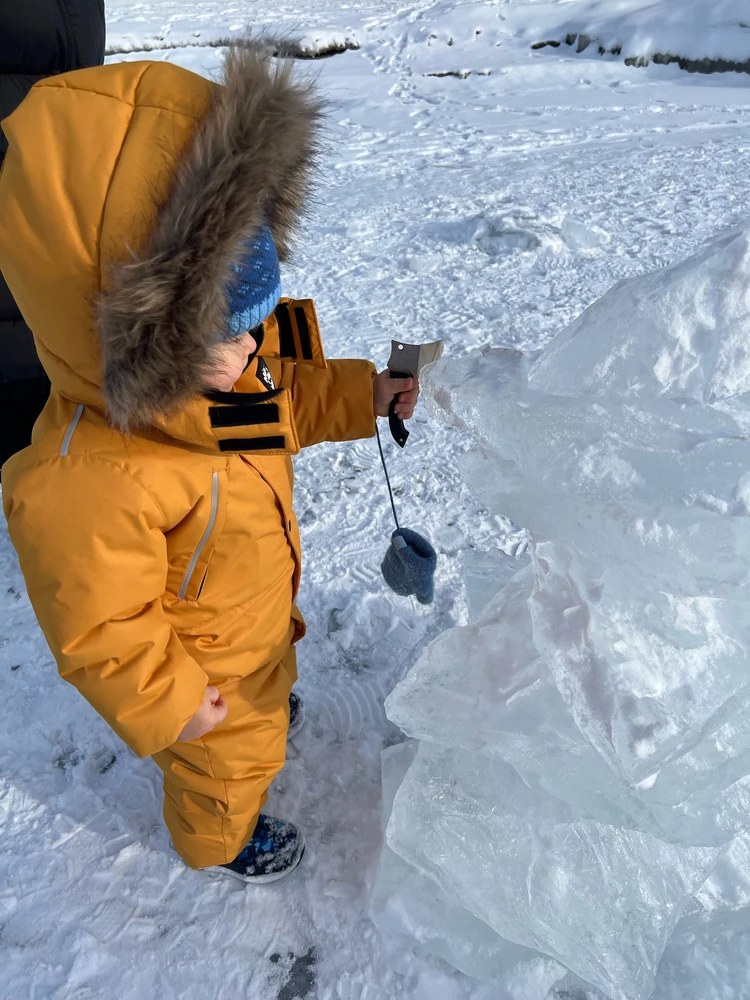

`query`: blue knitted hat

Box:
[225,225,282,338]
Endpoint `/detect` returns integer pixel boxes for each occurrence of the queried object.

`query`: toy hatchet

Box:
[387,339,444,447]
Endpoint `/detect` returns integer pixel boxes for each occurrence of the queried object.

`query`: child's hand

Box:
[178,685,228,742]
[373,370,420,419]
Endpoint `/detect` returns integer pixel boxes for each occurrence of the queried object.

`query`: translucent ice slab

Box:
[369,741,567,1000]
[421,347,750,796]
[386,743,718,1000]
[386,565,750,845]
[377,221,750,999]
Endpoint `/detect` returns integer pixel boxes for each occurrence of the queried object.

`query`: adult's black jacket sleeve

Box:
[0,0,106,161]
[0,0,105,467]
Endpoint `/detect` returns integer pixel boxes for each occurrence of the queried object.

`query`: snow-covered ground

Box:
[2,3,750,999]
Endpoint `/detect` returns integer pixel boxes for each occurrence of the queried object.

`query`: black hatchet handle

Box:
[388,369,411,448]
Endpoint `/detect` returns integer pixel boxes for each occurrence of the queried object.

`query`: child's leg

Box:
[153,643,298,869]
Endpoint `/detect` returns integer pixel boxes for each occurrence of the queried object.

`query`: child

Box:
[0,47,418,882]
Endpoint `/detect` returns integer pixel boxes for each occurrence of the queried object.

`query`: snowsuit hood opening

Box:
[0,46,322,435]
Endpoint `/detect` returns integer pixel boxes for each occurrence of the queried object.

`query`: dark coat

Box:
[0,0,105,464]
[0,0,106,164]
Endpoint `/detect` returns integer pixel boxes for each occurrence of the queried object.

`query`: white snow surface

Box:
[3,2,750,999]
[509,1,750,67]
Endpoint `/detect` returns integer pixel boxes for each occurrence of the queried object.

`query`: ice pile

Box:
[371,223,750,1000]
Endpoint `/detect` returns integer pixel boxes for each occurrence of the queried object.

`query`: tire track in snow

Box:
[313,673,390,741]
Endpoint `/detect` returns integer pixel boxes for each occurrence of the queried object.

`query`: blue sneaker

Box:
[220,814,306,883]
[288,690,305,740]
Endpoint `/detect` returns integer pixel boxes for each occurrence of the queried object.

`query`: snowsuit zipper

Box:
[179,472,219,600]
[55,0,79,71]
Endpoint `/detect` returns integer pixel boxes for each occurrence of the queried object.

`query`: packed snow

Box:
[512,1,750,72]
[3,2,750,999]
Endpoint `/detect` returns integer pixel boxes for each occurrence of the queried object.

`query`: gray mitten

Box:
[381,528,437,605]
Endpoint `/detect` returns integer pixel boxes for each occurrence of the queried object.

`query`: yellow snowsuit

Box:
[0,52,376,867]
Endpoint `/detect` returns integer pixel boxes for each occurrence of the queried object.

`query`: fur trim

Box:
[98,46,323,432]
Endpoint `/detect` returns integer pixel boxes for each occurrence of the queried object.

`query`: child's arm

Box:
[289,360,419,449]
[4,459,210,758]
[291,362,419,448]
[289,359,378,448]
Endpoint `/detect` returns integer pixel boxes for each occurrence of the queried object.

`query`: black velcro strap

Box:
[275,303,296,358]
[219,435,286,452]
[294,306,314,361]
[210,403,280,429]
[205,387,282,405]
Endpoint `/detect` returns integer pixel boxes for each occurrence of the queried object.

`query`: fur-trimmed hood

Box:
[98,47,322,431]
[0,47,322,434]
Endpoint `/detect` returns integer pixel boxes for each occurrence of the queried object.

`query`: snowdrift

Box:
[389,1,750,80]
[521,0,750,75]
[371,222,750,1000]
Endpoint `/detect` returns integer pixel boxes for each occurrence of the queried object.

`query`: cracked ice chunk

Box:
[420,344,750,801]
[559,924,750,1000]
[378,222,750,998]
[675,831,750,938]
[529,539,750,788]
[387,743,718,1000]
[386,562,750,847]
[369,741,567,1000]
[463,547,526,622]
